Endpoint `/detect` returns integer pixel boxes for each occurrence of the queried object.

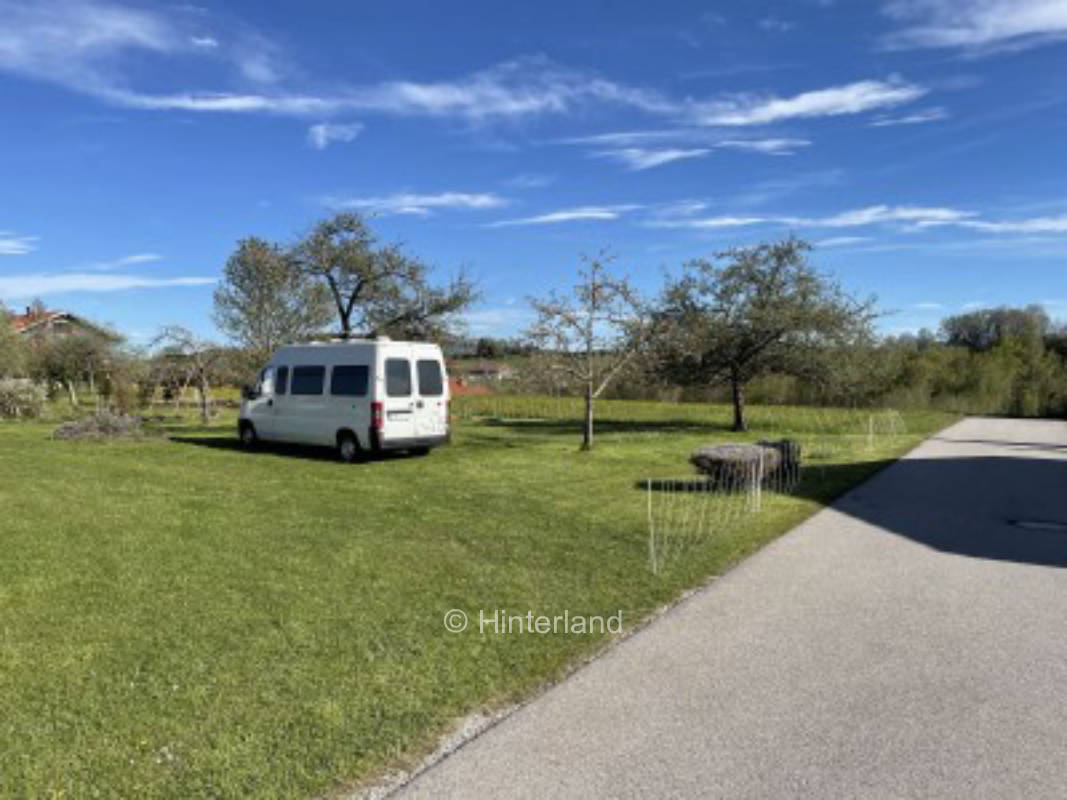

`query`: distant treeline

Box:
[522,305,1067,418]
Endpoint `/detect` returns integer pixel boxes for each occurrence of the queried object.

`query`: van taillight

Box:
[371,401,384,429]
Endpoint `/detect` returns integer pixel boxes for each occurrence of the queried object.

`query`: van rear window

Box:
[416,360,444,396]
[331,365,368,396]
[291,365,325,395]
[385,359,411,397]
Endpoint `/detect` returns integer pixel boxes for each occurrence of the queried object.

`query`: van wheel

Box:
[239,422,258,449]
[409,446,430,457]
[337,432,361,463]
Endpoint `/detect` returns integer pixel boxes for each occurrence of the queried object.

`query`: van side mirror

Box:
[241,384,258,400]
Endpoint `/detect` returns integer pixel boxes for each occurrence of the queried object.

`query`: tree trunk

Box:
[66,380,78,407]
[198,378,210,424]
[581,382,594,451]
[730,369,748,432]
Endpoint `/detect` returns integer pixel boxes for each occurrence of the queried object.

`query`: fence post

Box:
[647,480,658,574]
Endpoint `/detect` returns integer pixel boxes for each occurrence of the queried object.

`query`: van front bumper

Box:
[369,430,450,451]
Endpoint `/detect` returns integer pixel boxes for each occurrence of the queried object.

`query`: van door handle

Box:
[268,399,273,407]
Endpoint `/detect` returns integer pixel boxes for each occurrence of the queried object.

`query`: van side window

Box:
[385,359,411,397]
[291,365,325,395]
[331,365,368,396]
[416,360,444,396]
[276,366,289,395]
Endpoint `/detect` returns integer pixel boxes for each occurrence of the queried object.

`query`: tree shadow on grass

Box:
[479,417,735,436]
[637,450,1067,569]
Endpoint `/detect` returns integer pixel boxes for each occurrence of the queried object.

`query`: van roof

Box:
[278,338,441,348]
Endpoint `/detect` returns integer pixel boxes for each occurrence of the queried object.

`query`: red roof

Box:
[10,310,62,332]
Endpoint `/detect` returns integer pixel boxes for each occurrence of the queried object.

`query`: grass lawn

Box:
[0,400,955,798]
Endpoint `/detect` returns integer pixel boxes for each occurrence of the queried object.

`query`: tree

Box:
[526,254,653,450]
[213,237,333,362]
[152,326,225,423]
[26,333,115,406]
[292,213,477,340]
[0,304,25,378]
[656,237,876,431]
[941,305,1050,352]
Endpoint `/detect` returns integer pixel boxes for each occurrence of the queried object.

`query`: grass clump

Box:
[52,410,143,440]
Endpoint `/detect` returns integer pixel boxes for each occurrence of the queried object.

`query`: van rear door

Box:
[413,353,448,438]
[382,353,417,442]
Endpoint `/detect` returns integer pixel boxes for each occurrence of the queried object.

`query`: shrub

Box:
[0,379,47,419]
[53,411,142,440]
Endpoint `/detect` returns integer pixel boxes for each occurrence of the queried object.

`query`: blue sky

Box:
[1,0,1066,344]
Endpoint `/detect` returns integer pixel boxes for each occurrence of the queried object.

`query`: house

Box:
[464,361,515,383]
[8,307,120,341]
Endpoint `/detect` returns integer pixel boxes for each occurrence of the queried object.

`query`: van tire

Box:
[409,446,431,457]
[239,421,258,449]
[337,431,361,463]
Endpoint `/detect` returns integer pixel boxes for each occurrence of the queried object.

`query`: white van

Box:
[238,338,450,461]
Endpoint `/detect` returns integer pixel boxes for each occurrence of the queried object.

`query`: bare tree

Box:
[526,254,653,450]
[213,237,333,362]
[152,326,224,423]
[657,237,876,431]
[292,213,477,340]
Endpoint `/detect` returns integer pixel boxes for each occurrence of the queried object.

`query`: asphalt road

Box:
[396,417,1067,799]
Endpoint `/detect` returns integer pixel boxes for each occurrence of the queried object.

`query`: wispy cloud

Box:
[488,205,641,227]
[0,232,37,255]
[307,121,364,149]
[758,16,796,32]
[88,252,163,270]
[816,236,872,247]
[649,204,975,229]
[869,106,948,126]
[691,79,926,125]
[881,0,1067,52]
[925,213,1067,233]
[595,147,710,170]
[914,302,945,309]
[505,173,556,189]
[0,273,215,298]
[322,191,508,215]
[716,138,810,154]
[0,2,929,134]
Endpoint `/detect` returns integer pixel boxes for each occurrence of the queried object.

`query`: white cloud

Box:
[488,205,641,227]
[914,302,945,309]
[323,191,508,216]
[463,306,535,336]
[596,147,710,170]
[0,3,930,134]
[0,273,215,298]
[505,173,556,189]
[692,79,926,125]
[88,252,163,270]
[816,236,872,247]
[307,121,364,150]
[646,215,769,230]
[716,138,811,154]
[0,232,37,255]
[882,0,1067,51]
[758,16,796,32]
[869,106,948,126]
[807,204,973,227]
[648,204,975,229]
[933,213,1067,233]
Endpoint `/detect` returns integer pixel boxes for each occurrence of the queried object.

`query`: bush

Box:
[53,411,142,440]
[0,379,47,419]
